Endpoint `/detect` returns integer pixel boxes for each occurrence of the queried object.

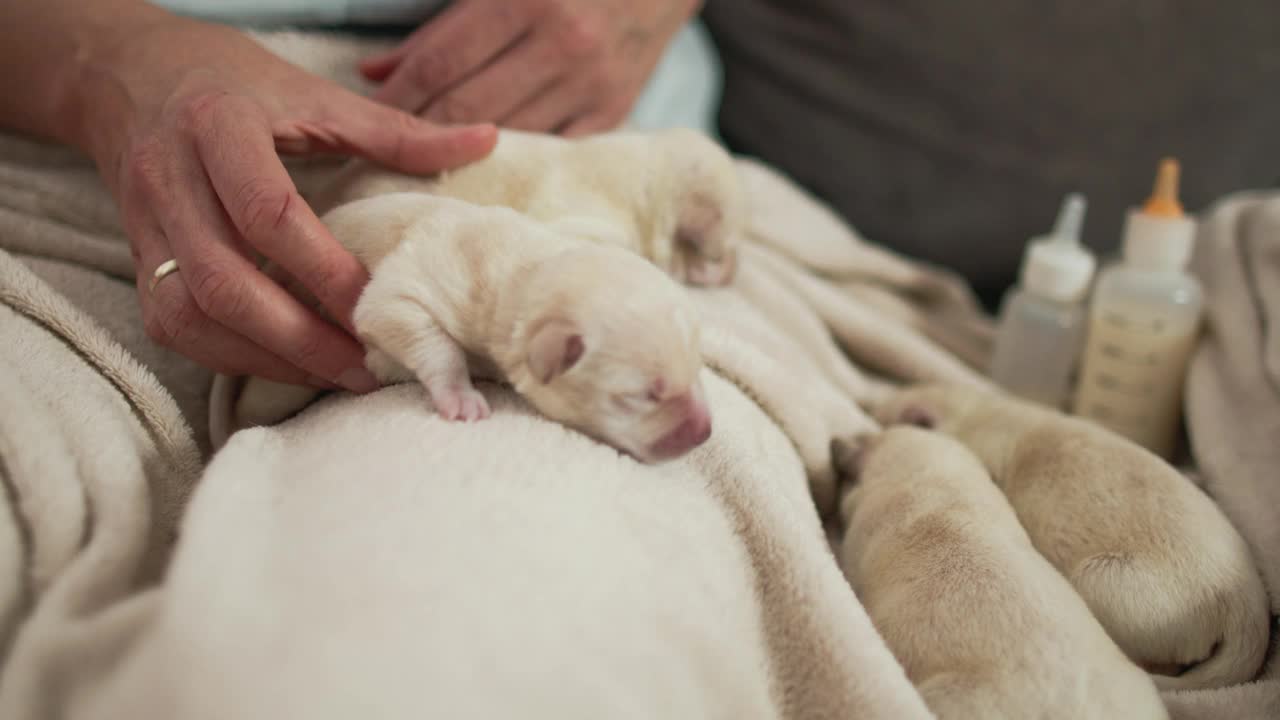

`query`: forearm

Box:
[0,0,175,151]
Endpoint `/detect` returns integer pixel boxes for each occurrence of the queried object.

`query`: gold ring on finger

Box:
[148,258,181,295]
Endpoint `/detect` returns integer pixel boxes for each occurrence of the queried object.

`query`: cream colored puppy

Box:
[874,383,1271,690]
[297,191,711,463]
[835,426,1169,720]
[312,127,742,287]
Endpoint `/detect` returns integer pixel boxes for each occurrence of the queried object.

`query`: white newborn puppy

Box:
[874,383,1271,691]
[321,191,711,463]
[313,127,743,287]
[835,426,1168,720]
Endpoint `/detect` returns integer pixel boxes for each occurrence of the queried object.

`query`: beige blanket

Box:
[0,29,1275,720]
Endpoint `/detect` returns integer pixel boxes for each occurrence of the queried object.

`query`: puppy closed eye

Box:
[612,387,662,412]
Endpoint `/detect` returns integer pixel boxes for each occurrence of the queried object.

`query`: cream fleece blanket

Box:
[0,28,1275,720]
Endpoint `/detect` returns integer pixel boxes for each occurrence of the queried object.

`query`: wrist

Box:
[55,5,183,162]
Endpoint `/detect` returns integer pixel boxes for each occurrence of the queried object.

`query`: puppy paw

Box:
[430,384,492,422]
[683,250,738,287]
[674,191,740,285]
[830,432,876,482]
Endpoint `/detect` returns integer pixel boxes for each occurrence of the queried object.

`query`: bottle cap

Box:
[1019,192,1097,302]
[1122,158,1198,270]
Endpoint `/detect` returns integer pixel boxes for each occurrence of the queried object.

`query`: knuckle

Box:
[289,331,328,369]
[380,110,420,164]
[189,265,252,324]
[147,296,203,347]
[233,176,298,241]
[177,91,236,134]
[409,50,459,93]
[142,311,170,345]
[300,255,344,296]
[430,92,479,124]
[120,137,171,201]
[558,14,605,59]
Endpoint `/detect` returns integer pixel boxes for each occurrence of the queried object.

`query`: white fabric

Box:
[1,26,1275,720]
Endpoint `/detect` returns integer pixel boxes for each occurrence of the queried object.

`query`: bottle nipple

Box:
[1050,192,1087,246]
[1142,157,1185,218]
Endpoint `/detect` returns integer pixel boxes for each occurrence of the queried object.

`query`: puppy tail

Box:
[1149,586,1273,692]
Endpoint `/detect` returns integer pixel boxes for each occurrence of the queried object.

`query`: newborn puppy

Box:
[875,383,1271,690]
[312,127,743,287]
[320,191,711,463]
[835,426,1168,719]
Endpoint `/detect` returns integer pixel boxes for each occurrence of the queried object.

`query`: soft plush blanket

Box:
[0,29,1275,720]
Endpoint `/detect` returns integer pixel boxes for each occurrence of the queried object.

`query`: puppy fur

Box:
[835,426,1168,719]
[874,383,1271,691]
[311,127,743,287]
[321,191,712,463]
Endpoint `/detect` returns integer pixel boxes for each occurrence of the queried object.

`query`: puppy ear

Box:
[899,405,937,429]
[527,318,586,384]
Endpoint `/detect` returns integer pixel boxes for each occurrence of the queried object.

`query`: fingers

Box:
[192,96,369,333]
[146,111,380,391]
[420,34,564,127]
[130,223,323,387]
[369,0,532,114]
[310,94,499,175]
[502,70,634,137]
[166,194,376,391]
[501,77,593,134]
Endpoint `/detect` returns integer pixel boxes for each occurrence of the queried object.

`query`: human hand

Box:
[75,14,498,391]
[358,0,700,135]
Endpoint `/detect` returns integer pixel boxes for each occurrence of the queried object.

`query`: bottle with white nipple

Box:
[1072,158,1204,458]
[988,192,1096,409]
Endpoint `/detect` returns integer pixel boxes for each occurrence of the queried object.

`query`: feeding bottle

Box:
[1071,158,1204,458]
[989,193,1096,408]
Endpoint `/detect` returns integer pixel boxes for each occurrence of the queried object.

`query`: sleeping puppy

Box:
[835,426,1168,720]
[874,382,1271,691]
[243,191,712,464]
[310,127,743,287]
[346,191,712,462]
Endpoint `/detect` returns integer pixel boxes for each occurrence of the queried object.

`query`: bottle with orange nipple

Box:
[1071,158,1204,458]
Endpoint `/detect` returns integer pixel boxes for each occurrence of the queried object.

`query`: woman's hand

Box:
[358,0,700,135]
[72,12,498,391]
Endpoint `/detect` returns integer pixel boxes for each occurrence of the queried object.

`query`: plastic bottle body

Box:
[1071,264,1204,457]
[989,288,1088,409]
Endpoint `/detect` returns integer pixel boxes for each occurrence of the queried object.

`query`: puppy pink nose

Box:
[649,395,712,460]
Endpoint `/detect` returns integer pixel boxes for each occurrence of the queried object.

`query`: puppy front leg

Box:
[353,288,491,422]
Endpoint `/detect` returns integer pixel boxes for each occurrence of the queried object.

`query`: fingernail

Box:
[338,367,380,394]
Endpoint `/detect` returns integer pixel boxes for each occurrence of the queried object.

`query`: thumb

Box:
[312,94,499,175]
